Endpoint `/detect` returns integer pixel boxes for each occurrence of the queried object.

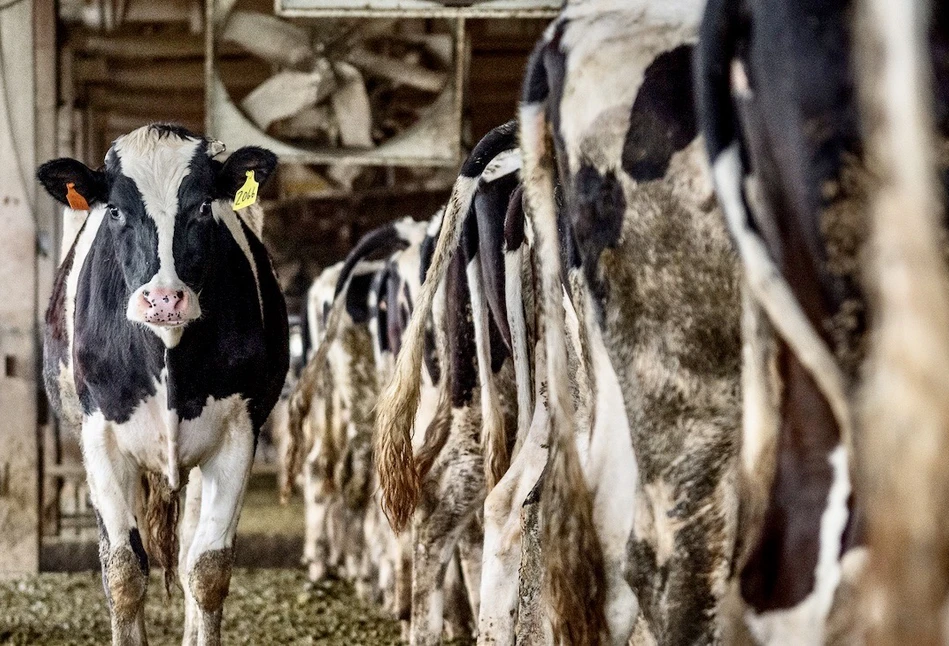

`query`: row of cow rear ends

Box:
[37,0,949,643]
[289,0,949,644]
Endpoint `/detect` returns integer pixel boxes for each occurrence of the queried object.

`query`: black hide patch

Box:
[43,237,78,422]
[129,528,150,574]
[475,171,519,351]
[571,164,626,290]
[73,216,164,422]
[446,248,477,408]
[386,269,403,357]
[420,232,436,285]
[622,44,698,182]
[504,185,526,252]
[346,272,375,324]
[522,39,551,104]
[166,219,288,430]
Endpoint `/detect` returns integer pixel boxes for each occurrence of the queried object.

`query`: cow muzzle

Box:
[128,283,201,328]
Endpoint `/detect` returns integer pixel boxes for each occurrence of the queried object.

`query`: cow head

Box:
[38,124,277,347]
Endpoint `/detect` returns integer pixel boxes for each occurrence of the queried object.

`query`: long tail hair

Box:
[142,472,180,595]
[373,121,519,532]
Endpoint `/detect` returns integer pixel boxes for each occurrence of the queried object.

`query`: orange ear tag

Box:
[65,182,89,211]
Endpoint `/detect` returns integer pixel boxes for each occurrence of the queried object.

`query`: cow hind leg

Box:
[182,420,254,646]
[83,417,149,646]
[303,440,332,582]
[411,405,485,646]
[457,514,483,628]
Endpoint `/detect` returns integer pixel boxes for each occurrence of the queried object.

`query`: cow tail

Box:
[504,186,535,449]
[284,223,412,504]
[375,120,519,532]
[698,0,855,451]
[467,235,509,491]
[142,471,181,595]
[520,43,608,646]
[856,0,949,638]
[285,290,346,504]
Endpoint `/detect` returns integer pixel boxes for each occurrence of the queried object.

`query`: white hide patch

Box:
[745,445,851,645]
[480,148,522,183]
[426,207,445,238]
[584,311,639,642]
[61,207,90,261]
[101,384,253,479]
[115,129,204,347]
[307,261,344,350]
[392,216,428,247]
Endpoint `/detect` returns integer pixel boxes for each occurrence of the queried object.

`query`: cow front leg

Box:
[179,468,203,646]
[83,417,149,646]
[183,424,254,646]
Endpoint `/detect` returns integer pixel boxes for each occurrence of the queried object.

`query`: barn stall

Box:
[0,0,550,643]
[3,0,949,644]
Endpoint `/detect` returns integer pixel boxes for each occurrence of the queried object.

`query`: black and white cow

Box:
[519,1,744,644]
[696,0,949,641]
[38,124,288,646]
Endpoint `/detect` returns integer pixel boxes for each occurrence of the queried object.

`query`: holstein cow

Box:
[520,0,742,643]
[697,0,949,641]
[38,124,288,646]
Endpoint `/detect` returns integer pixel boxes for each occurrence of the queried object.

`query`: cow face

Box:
[37,124,276,347]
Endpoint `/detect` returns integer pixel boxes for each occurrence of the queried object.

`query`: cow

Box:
[37,124,288,646]
[696,0,949,641]
[519,0,744,643]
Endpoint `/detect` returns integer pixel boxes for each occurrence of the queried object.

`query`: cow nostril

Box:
[143,290,149,297]
[176,291,184,300]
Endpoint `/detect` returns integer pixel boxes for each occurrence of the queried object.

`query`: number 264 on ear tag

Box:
[233,171,259,211]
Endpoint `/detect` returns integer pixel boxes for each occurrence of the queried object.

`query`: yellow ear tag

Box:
[65,182,89,211]
[232,170,259,211]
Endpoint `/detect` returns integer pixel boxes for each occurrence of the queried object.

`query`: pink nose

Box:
[140,287,189,325]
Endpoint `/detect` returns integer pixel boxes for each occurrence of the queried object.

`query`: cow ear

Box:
[216,146,277,200]
[37,158,107,208]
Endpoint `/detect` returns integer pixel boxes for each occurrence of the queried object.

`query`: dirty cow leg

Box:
[411,404,485,646]
[83,416,149,646]
[303,437,333,582]
[457,514,483,629]
[478,396,549,646]
[179,468,203,646]
[182,420,254,646]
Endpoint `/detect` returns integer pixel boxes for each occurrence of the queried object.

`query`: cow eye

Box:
[199,200,212,217]
[108,206,122,222]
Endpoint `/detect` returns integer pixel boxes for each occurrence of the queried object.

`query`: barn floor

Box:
[0,568,403,645]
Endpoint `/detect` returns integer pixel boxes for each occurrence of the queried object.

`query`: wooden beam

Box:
[0,0,39,578]
[34,0,58,544]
